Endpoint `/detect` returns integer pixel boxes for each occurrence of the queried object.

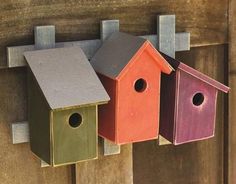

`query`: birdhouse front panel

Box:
[52,106,97,166]
[116,49,161,144]
[174,70,218,144]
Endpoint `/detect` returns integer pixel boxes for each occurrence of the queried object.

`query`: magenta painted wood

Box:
[160,53,229,145]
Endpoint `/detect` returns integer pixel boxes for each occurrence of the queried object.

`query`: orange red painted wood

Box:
[91,32,173,144]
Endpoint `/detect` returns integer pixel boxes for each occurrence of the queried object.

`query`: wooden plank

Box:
[0,0,228,67]
[133,45,227,184]
[228,0,235,182]
[76,138,133,184]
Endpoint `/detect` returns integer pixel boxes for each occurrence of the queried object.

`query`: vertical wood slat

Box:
[76,138,133,184]
[228,0,235,183]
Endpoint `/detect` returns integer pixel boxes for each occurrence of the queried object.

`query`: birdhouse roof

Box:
[91,32,173,79]
[24,46,110,110]
[161,53,230,93]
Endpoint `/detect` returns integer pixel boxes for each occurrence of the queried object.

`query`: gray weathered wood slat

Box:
[7,34,189,68]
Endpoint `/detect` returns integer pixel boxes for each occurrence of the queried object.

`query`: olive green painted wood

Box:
[28,68,98,166]
[25,46,109,166]
[53,106,98,166]
[28,68,51,164]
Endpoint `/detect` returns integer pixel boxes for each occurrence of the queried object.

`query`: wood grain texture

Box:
[0,1,229,183]
[76,138,133,184]
[133,45,227,184]
[0,68,71,184]
[228,0,235,183]
[0,0,228,67]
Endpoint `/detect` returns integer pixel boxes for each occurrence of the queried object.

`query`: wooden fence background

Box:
[0,0,231,183]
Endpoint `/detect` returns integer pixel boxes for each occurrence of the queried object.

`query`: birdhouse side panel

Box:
[116,51,161,144]
[175,70,218,144]
[28,68,51,164]
[52,106,97,166]
[96,73,117,142]
[159,72,177,143]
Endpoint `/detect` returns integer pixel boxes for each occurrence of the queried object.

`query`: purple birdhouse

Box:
[160,54,229,145]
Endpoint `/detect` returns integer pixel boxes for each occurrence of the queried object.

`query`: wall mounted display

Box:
[91,32,173,144]
[25,46,110,166]
[160,54,229,145]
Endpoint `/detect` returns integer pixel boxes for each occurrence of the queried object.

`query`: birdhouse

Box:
[24,46,110,167]
[91,32,173,144]
[159,54,229,145]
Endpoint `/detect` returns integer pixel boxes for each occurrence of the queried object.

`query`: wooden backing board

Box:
[0,0,228,67]
[76,138,133,184]
[133,45,227,184]
[228,0,235,182]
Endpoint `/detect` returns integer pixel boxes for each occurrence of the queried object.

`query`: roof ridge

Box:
[178,62,229,93]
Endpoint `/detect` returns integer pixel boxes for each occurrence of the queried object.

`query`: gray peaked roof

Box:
[91,32,146,78]
[24,46,110,110]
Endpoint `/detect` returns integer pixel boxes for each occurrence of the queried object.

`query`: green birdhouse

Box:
[24,46,110,167]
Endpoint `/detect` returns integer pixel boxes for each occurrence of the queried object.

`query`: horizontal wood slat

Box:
[0,0,228,67]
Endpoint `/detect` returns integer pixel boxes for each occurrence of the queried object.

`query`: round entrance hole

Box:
[69,113,82,128]
[192,93,204,106]
[134,78,147,92]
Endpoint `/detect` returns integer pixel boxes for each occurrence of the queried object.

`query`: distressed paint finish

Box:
[134,45,227,184]
[159,53,229,145]
[53,106,98,166]
[11,121,29,144]
[0,0,228,67]
[91,32,173,144]
[175,71,218,144]
[25,47,109,166]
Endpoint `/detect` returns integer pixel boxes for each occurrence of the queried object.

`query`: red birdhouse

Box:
[160,54,229,145]
[91,32,173,144]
